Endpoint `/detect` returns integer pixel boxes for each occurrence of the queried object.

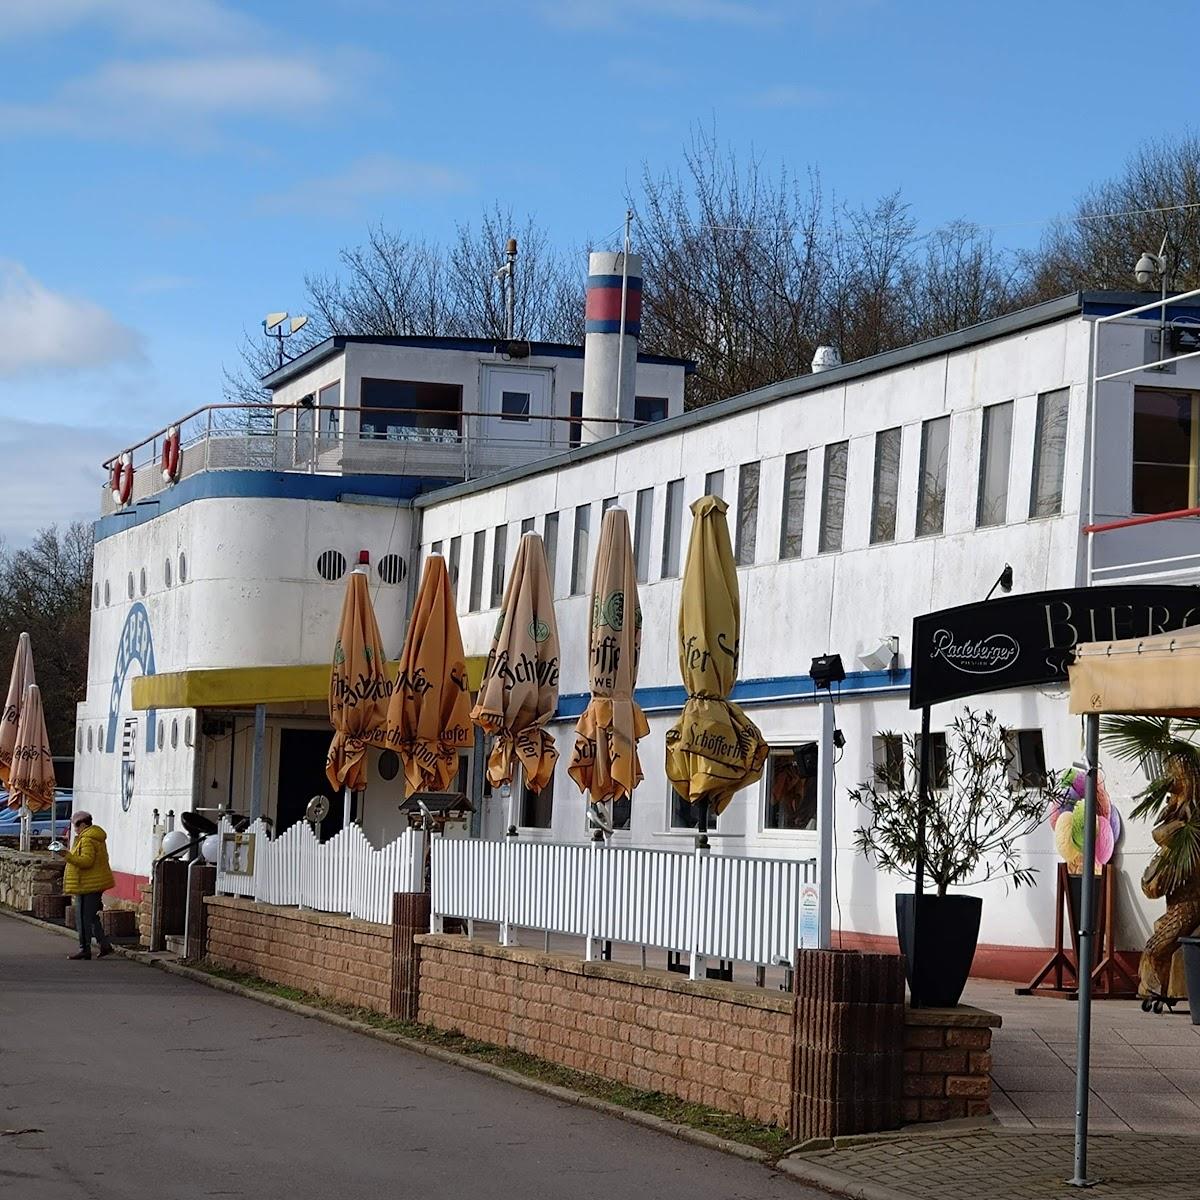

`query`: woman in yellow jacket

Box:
[58,811,115,960]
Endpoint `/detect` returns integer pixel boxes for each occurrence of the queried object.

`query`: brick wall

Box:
[0,846,64,911]
[204,896,393,1014]
[415,934,794,1129]
[901,1007,999,1124]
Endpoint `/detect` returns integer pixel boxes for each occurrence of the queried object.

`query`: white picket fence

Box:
[431,838,820,979]
[214,819,423,925]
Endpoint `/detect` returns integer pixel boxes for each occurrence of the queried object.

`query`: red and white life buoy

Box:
[161,426,181,484]
[111,452,134,507]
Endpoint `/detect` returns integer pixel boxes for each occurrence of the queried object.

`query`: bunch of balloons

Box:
[1049,766,1121,873]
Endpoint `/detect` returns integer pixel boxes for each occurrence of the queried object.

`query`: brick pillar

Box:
[791,948,906,1140]
[184,864,217,959]
[390,892,430,1021]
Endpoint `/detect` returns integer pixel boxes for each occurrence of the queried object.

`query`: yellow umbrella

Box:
[471,532,560,800]
[386,554,473,794]
[0,632,35,787]
[568,506,649,814]
[665,495,767,832]
[8,683,55,814]
[326,555,390,795]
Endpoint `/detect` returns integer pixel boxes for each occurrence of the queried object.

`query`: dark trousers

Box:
[75,891,111,955]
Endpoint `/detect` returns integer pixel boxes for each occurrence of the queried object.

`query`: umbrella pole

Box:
[696,798,710,849]
[19,803,30,853]
[343,786,352,831]
[1069,712,1100,1188]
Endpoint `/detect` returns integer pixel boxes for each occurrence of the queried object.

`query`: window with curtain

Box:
[916,416,950,536]
[1030,388,1069,518]
[735,461,760,565]
[779,451,806,559]
[976,401,1014,527]
[661,478,684,577]
[634,488,653,583]
[870,427,901,543]
[819,441,848,553]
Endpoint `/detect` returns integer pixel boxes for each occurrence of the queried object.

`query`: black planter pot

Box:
[1180,937,1200,1025]
[895,893,983,1008]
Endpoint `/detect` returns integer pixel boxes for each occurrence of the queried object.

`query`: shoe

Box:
[68,951,91,960]
[97,946,113,959]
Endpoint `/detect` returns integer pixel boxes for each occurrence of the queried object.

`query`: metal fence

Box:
[430,838,820,979]
[214,818,423,925]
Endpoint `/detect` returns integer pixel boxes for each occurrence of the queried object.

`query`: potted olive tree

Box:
[850,709,1053,1007]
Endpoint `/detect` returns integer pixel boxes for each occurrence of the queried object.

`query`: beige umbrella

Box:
[0,632,35,787]
[471,532,560,819]
[326,556,390,806]
[665,495,767,839]
[568,507,649,824]
[386,554,473,795]
[8,684,55,857]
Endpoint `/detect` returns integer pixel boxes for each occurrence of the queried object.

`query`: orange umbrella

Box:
[8,683,54,814]
[0,632,35,787]
[471,532,560,796]
[568,506,649,813]
[386,554,473,794]
[326,555,390,795]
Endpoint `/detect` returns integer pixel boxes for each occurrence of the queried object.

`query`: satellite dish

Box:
[263,311,288,331]
[289,314,309,334]
[305,795,331,825]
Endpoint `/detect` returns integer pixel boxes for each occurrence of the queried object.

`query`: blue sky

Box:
[0,0,1179,543]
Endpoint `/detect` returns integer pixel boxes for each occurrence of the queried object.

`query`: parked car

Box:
[0,791,73,837]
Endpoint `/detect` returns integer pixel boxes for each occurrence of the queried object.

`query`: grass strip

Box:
[197,961,791,1157]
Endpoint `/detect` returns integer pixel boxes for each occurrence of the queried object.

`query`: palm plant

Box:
[1100,715,1200,894]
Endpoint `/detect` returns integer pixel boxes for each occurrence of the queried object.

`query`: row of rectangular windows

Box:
[431,389,1070,608]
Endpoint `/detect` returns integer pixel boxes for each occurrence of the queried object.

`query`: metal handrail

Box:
[102,402,639,470]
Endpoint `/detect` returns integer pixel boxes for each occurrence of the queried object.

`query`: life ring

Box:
[161,426,181,483]
[111,453,134,507]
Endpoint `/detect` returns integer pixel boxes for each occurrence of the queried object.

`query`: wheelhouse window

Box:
[871,427,901,544]
[976,401,1014,527]
[635,395,668,424]
[763,745,818,831]
[1132,387,1198,513]
[661,478,684,577]
[916,416,950,537]
[1030,388,1069,518]
[819,441,848,553]
[634,488,653,583]
[318,381,341,451]
[780,451,806,559]
[735,461,760,566]
[359,378,462,440]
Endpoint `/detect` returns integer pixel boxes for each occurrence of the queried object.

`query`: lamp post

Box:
[809,654,845,950]
[1134,235,1171,368]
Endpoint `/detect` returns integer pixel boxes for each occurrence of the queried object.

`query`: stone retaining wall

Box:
[0,846,64,911]
[204,895,393,1013]
[902,1007,1000,1123]
[415,933,794,1128]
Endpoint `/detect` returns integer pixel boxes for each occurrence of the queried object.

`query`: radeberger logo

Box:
[930,628,1019,676]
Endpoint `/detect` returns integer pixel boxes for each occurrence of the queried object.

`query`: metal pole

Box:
[1070,711,1100,1188]
[613,210,633,427]
[909,705,931,1008]
[250,703,265,822]
[817,696,835,949]
[1085,314,1099,587]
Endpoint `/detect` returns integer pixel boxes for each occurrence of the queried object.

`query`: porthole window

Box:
[104,581,111,606]
[93,583,100,609]
[157,720,165,750]
[164,557,172,587]
[87,727,93,753]
[184,715,194,747]
[316,549,347,582]
[178,552,187,583]
[171,718,179,749]
[377,553,407,586]
[140,567,147,596]
[127,572,135,600]
[378,749,401,781]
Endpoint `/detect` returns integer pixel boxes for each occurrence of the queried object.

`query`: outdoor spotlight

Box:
[833,729,846,750]
[793,742,819,776]
[299,394,315,408]
[808,654,846,690]
[985,564,1014,601]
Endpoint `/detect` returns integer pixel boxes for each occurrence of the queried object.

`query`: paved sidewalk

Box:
[780,1129,1200,1200]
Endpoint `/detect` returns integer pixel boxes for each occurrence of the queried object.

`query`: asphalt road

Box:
[0,915,823,1200]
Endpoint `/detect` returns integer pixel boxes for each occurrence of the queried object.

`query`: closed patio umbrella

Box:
[0,632,35,787]
[9,683,54,852]
[386,554,473,795]
[326,554,390,820]
[665,495,767,842]
[471,532,560,828]
[568,507,649,830]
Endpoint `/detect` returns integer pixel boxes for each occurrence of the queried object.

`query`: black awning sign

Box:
[909,585,1200,710]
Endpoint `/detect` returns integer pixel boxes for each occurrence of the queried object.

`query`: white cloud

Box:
[259,154,469,217]
[0,0,258,46]
[0,419,129,546]
[0,263,142,376]
[746,83,834,109]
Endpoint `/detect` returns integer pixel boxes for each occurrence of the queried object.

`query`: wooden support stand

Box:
[1016,863,1138,999]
